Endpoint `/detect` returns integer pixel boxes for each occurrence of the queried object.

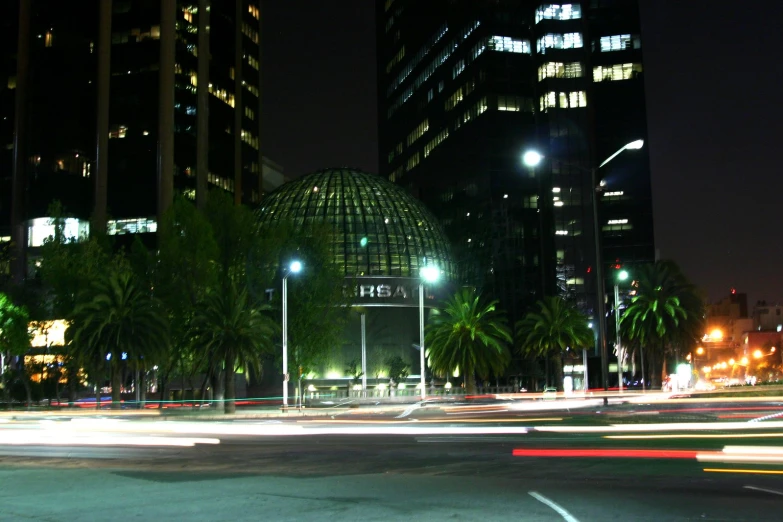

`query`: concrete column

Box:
[94,0,112,234]
[11,0,31,283]
[233,0,243,205]
[157,0,176,222]
[195,0,210,209]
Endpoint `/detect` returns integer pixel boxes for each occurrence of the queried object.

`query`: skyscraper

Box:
[376,0,654,335]
[1,0,276,281]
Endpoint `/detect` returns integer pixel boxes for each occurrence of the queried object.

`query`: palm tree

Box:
[516,297,593,391]
[68,271,169,409]
[0,293,32,407]
[620,260,703,388]
[425,288,512,394]
[190,284,277,413]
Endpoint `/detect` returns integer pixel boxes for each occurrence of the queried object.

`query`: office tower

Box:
[1,0,271,280]
[377,0,654,332]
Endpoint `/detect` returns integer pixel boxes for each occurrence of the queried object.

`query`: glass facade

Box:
[257,168,454,279]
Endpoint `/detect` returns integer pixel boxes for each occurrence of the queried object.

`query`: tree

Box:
[67,271,169,408]
[250,221,352,376]
[384,355,409,385]
[0,293,32,407]
[152,196,219,407]
[516,296,593,391]
[190,284,277,413]
[425,288,512,394]
[620,260,704,388]
[345,359,364,387]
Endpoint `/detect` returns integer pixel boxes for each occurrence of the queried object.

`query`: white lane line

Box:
[395,403,422,419]
[528,491,580,522]
[743,485,783,497]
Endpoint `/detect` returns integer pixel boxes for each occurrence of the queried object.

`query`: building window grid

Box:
[540,90,586,111]
[593,63,642,82]
[407,119,430,147]
[535,4,582,23]
[538,61,583,81]
[598,34,641,52]
[536,32,583,54]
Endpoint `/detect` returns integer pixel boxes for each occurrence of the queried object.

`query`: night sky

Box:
[260,0,783,306]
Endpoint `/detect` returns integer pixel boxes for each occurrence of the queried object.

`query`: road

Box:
[1,397,783,521]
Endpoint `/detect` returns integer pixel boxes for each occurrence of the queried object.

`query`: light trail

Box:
[535,420,783,433]
[704,469,783,475]
[606,433,783,440]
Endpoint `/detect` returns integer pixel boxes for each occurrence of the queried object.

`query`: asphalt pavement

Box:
[1,397,783,521]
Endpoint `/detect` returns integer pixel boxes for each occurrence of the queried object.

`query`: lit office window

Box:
[593,63,643,81]
[497,95,532,112]
[489,36,531,54]
[406,152,421,171]
[407,119,429,146]
[209,84,235,107]
[247,55,259,70]
[424,129,449,157]
[538,62,583,80]
[537,33,583,54]
[598,34,641,52]
[540,91,586,111]
[535,4,582,23]
[248,4,260,20]
[109,125,128,139]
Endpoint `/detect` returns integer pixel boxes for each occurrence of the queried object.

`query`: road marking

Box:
[749,411,783,423]
[528,491,580,522]
[395,403,422,419]
[743,485,783,496]
[704,468,783,475]
[446,409,508,415]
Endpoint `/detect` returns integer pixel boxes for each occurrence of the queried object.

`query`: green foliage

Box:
[253,221,352,374]
[517,297,594,357]
[620,260,704,387]
[67,271,169,406]
[190,283,277,413]
[0,293,31,357]
[384,355,409,383]
[516,296,593,390]
[425,288,512,393]
[345,359,364,385]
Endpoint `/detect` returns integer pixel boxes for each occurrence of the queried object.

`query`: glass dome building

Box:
[256,168,454,279]
[257,168,456,397]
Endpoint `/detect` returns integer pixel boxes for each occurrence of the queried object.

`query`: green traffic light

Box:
[360,237,368,247]
[618,270,629,281]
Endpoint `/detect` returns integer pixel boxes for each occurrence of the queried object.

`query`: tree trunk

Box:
[21,370,32,409]
[111,365,122,409]
[554,355,565,392]
[158,374,167,409]
[464,366,476,394]
[199,372,209,407]
[139,371,147,408]
[95,378,102,410]
[225,362,236,414]
[67,360,77,407]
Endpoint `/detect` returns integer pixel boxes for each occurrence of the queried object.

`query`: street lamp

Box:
[419,265,440,401]
[591,140,644,404]
[523,150,543,168]
[282,259,302,409]
[614,269,629,393]
[522,150,547,297]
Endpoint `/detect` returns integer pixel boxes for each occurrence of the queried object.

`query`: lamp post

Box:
[419,265,440,401]
[523,150,546,297]
[282,260,302,409]
[523,140,644,405]
[614,269,628,393]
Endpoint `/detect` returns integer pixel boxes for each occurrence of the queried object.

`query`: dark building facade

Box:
[1,0,270,280]
[376,0,655,337]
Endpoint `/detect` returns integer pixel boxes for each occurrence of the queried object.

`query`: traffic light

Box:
[360,237,368,247]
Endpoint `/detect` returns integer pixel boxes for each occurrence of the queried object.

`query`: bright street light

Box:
[618,270,629,281]
[419,265,440,401]
[282,260,303,409]
[598,139,645,168]
[522,150,543,167]
[696,347,705,355]
[626,139,644,150]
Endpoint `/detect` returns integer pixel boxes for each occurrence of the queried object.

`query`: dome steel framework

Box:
[257,168,454,279]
